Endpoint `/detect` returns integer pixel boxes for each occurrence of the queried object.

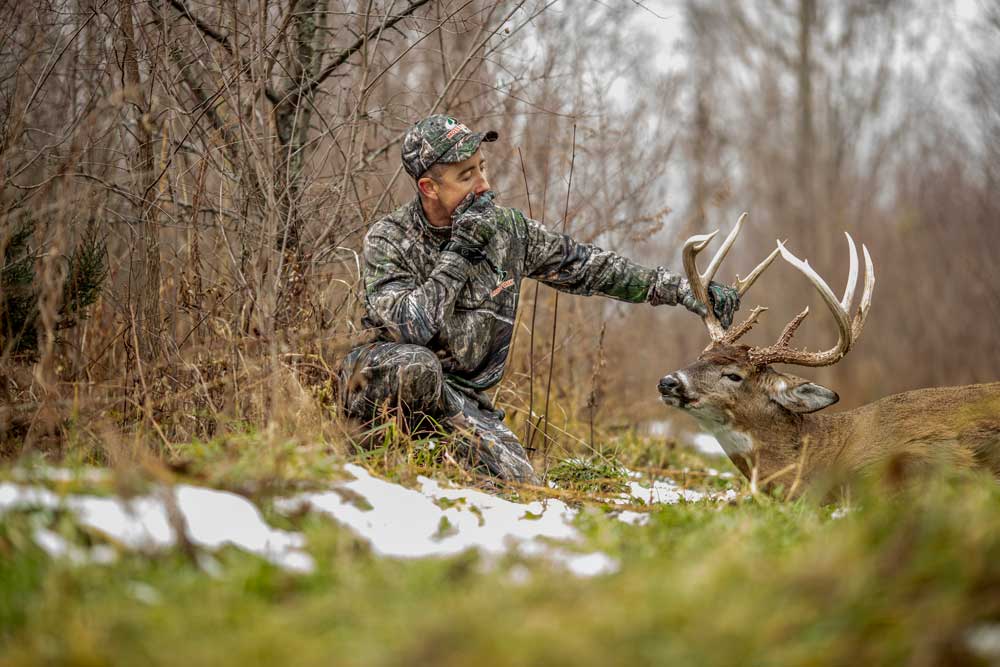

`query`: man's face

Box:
[418,150,491,217]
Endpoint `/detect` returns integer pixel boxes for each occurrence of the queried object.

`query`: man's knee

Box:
[340,343,444,415]
[392,345,444,406]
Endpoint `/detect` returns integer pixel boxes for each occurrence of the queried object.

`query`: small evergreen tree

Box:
[0,219,107,356]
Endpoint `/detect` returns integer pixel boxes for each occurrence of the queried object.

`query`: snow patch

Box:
[615,510,650,526]
[275,464,617,577]
[644,420,673,438]
[32,527,116,566]
[0,482,314,573]
[690,433,726,456]
[618,470,737,506]
[965,623,1000,661]
[830,506,852,520]
[3,461,739,578]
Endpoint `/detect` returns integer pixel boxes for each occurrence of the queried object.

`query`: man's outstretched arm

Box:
[521,216,740,326]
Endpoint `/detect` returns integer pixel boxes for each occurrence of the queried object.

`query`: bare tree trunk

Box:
[795,0,816,237]
[686,1,714,232]
[274,0,323,256]
[120,0,161,363]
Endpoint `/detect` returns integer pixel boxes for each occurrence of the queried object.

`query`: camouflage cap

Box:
[401,114,499,180]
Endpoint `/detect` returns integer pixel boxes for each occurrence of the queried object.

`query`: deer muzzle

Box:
[658,373,695,408]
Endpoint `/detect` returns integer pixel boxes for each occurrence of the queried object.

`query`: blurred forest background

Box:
[2,0,998,458]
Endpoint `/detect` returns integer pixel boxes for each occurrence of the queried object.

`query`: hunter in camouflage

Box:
[340,115,740,483]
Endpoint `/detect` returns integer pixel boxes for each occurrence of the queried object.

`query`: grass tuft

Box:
[548,456,629,495]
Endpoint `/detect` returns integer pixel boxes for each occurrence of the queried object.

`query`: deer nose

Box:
[658,374,682,395]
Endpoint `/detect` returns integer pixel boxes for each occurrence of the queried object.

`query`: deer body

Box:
[660,215,1000,495]
[668,354,1000,490]
[832,383,1000,476]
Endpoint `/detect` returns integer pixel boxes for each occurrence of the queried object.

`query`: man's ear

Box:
[770,373,839,414]
[417,176,438,199]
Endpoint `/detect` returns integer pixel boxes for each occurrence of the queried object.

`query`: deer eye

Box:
[723,373,744,383]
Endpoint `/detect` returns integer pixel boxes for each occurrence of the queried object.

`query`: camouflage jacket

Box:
[361,198,686,391]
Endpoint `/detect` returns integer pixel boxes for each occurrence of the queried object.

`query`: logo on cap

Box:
[445,123,470,140]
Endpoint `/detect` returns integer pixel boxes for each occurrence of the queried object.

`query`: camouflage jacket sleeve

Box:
[522,215,687,306]
[363,231,471,345]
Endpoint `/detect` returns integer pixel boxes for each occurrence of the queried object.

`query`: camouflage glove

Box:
[679,280,741,329]
[443,191,497,263]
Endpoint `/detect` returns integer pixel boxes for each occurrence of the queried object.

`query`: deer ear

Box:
[772,379,839,414]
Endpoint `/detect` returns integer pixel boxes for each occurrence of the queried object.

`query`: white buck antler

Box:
[747,232,875,367]
[682,212,780,343]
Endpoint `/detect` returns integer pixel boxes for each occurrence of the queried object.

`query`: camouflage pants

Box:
[339,342,536,483]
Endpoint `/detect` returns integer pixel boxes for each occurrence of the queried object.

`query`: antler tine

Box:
[721,305,768,346]
[702,211,748,284]
[853,244,875,339]
[776,240,851,346]
[775,307,810,347]
[683,230,720,255]
[841,232,859,310]
[735,245,781,296]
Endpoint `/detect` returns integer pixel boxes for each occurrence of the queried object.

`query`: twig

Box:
[587,321,607,450]
[541,123,576,479]
[142,31,284,207]
[499,148,532,441]
[525,159,550,451]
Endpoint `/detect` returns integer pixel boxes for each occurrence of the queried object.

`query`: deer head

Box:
[658,214,875,484]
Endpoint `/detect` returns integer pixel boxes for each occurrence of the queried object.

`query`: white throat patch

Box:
[707,427,755,457]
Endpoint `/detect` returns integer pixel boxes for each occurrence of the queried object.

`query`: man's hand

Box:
[680,280,741,329]
[448,191,498,256]
[707,282,740,328]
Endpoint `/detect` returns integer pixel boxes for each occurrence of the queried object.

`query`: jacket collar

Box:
[410,197,452,246]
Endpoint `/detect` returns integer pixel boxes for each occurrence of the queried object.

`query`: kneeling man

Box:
[340,115,740,483]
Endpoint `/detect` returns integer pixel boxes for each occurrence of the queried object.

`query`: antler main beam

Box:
[748,232,875,368]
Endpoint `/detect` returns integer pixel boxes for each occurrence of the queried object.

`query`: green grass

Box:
[546,456,629,495]
[2,432,1000,666]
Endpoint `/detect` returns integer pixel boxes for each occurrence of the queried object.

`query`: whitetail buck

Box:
[658,214,1000,497]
